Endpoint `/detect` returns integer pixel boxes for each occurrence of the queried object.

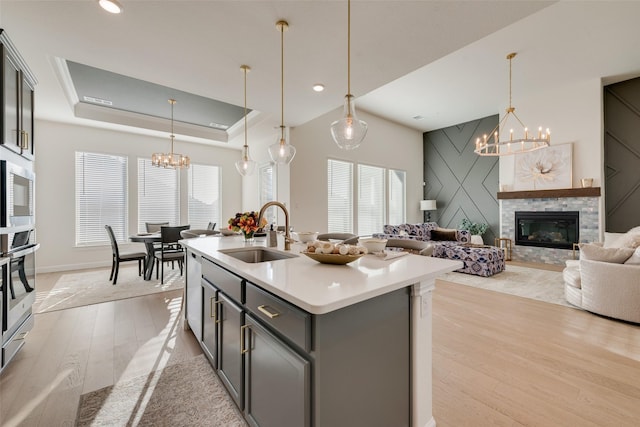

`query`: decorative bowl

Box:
[295,231,318,243]
[302,251,364,265]
[220,228,237,236]
[359,238,388,254]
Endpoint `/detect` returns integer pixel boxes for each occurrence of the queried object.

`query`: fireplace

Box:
[515,211,579,249]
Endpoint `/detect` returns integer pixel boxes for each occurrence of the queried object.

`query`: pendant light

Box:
[330,0,367,150]
[151,99,190,169]
[474,52,550,156]
[268,20,296,164]
[235,65,257,176]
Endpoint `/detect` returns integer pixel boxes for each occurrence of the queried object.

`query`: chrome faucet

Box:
[258,201,292,250]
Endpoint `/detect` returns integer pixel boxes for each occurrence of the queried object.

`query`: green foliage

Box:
[459,218,489,235]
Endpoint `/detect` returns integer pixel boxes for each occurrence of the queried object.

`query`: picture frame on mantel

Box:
[513,142,573,191]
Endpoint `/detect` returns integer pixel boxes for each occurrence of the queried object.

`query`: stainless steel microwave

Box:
[1,160,35,232]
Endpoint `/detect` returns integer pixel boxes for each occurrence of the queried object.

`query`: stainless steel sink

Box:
[219,247,297,263]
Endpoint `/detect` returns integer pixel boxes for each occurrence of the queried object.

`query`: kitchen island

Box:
[181,235,462,427]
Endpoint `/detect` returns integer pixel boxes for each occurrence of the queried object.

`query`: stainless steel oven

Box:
[2,230,38,370]
[1,160,35,232]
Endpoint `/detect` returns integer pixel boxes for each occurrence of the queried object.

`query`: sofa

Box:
[563,229,640,323]
[374,223,505,277]
[372,222,471,244]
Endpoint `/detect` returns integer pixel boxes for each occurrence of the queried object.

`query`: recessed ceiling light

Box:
[98,0,123,14]
[412,115,425,120]
[312,84,325,92]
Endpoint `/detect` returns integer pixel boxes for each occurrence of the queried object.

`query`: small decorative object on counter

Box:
[268,224,277,247]
[228,211,268,243]
[302,240,368,265]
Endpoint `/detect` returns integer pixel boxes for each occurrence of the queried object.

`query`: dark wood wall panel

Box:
[604,78,640,233]
[424,115,499,244]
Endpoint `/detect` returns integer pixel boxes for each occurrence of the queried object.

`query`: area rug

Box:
[76,354,246,427]
[437,264,574,308]
[35,265,184,314]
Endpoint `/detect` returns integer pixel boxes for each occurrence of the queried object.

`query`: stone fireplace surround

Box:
[499,189,600,266]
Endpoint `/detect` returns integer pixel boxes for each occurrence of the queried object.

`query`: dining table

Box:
[129,233,161,280]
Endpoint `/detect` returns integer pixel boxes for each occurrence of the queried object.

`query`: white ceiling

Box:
[2,1,640,149]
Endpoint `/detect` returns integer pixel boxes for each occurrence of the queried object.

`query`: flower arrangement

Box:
[459,218,489,236]
[228,211,267,239]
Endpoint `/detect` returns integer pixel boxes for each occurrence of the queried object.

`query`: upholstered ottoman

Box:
[432,243,505,277]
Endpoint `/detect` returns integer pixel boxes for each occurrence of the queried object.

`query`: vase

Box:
[470,234,484,245]
[242,230,255,243]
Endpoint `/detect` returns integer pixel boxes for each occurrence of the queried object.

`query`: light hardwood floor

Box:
[1,268,639,426]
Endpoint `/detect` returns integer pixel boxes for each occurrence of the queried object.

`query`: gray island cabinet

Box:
[182,237,462,427]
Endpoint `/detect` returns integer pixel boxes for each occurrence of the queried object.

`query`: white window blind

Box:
[75,151,128,246]
[188,163,221,230]
[259,164,277,226]
[357,164,385,236]
[137,158,179,233]
[388,169,406,225]
[327,159,353,233]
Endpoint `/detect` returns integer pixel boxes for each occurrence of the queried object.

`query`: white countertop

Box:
[182,235,462,315]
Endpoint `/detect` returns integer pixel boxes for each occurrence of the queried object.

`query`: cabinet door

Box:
[244,314,310,427]
[19,75,34,159]
[2,52,21,153]
[201,280,218,368]
[185,250,202,340]
[218,292,244,410]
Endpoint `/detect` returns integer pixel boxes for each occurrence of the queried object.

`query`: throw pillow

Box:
[624,247,640,265]
[604,229,640,249]
[579,243,634,263]
[430,229,458,241]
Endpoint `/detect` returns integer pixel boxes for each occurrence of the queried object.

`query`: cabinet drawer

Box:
[202,257,243,303]
[245,282,311,352]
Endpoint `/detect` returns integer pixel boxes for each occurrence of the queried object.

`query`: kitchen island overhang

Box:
[181,236,462,427]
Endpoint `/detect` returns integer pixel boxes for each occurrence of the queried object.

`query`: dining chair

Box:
[155,225,191,284]
[207,222,216,231]
[105,225,147,285]
[317,233,359,245]
[145,222,170,233]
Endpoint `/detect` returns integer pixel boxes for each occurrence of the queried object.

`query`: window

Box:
[388,169,406,225]
[327,160,406,235]
[75,152,127,246]
[259,164,277,226]
[188,163,221,230]
[327,159,353,233]
[137,158,179,233]
[358,164,385,236]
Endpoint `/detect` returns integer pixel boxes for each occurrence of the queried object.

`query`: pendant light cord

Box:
[243,66,248,152]
[280,22,285,141]
[169,99,175,153]
[347,0,351,97]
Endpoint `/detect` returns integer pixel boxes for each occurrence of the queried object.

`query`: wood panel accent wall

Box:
[604,78,640,233]
[424,115,499,244]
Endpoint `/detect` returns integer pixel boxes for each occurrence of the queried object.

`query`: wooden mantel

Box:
[497,187,601,200]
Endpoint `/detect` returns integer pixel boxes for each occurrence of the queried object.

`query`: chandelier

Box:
[151,99,190,169]
[330,0,367,150]
[474,52,550,156]
[235,65,257,176]
[268,20,296,164]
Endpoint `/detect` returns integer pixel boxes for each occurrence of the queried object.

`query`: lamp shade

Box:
[420,200,437,211]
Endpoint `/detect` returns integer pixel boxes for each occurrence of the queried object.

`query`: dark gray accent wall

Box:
[424,115,499,244]
[604,78,640,233]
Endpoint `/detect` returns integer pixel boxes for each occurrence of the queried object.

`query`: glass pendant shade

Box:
[235,146,256,176]
[268,128,296,164]
[331,94,368,150]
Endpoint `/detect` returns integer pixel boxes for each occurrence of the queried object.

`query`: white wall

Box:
[34,120,244,272]
[289,108,424,233]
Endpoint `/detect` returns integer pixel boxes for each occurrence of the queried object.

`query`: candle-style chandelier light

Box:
[151,99,190,169]
[474,52,550,156]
